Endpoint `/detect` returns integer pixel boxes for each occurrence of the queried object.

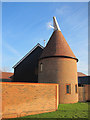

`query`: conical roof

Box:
[40,30,78,62]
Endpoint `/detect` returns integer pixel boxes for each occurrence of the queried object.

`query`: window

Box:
[40,63,43,72]
[75,84,78,93]
[66,84,71,94]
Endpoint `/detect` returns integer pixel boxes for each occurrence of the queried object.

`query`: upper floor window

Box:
[40,63,43,72]
[75,84,78,93]
[66,84,71,94]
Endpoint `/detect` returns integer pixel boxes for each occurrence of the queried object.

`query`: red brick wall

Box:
[1,82,59,119]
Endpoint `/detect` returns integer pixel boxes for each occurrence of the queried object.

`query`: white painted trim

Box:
[53,16,61,31]
[12,43,44,68]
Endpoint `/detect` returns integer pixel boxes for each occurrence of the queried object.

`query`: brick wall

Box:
[1,82,59,119]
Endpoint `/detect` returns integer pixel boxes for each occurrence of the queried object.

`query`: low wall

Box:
[1,82,59,119]
[78,85,90,102]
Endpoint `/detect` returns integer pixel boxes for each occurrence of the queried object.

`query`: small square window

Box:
[75,84,78,93]
[66,84,71,94]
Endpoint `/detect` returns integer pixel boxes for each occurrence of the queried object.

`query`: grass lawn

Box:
[9,102,89,119]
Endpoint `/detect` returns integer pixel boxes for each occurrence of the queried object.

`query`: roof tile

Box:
[40,30,77,61]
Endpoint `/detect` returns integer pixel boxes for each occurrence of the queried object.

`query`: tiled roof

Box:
[0,72,13,80]
[77,72,87,77]
[40,30,78,61]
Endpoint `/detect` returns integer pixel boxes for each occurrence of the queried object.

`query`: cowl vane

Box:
[53,16,61,31]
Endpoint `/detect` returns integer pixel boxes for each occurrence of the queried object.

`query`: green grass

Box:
[8,102,89,119]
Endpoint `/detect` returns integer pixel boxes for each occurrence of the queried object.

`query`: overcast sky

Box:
[2,2,88,75]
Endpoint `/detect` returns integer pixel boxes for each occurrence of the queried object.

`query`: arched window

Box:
[40,63,43,72]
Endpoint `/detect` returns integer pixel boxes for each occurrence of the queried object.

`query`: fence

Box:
[78,85,90,102]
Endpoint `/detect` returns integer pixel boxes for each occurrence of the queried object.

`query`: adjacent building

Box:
[0,72,13,82]
[13,44,43,83]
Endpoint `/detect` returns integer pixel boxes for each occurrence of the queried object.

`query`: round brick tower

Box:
[38,17,78,104]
